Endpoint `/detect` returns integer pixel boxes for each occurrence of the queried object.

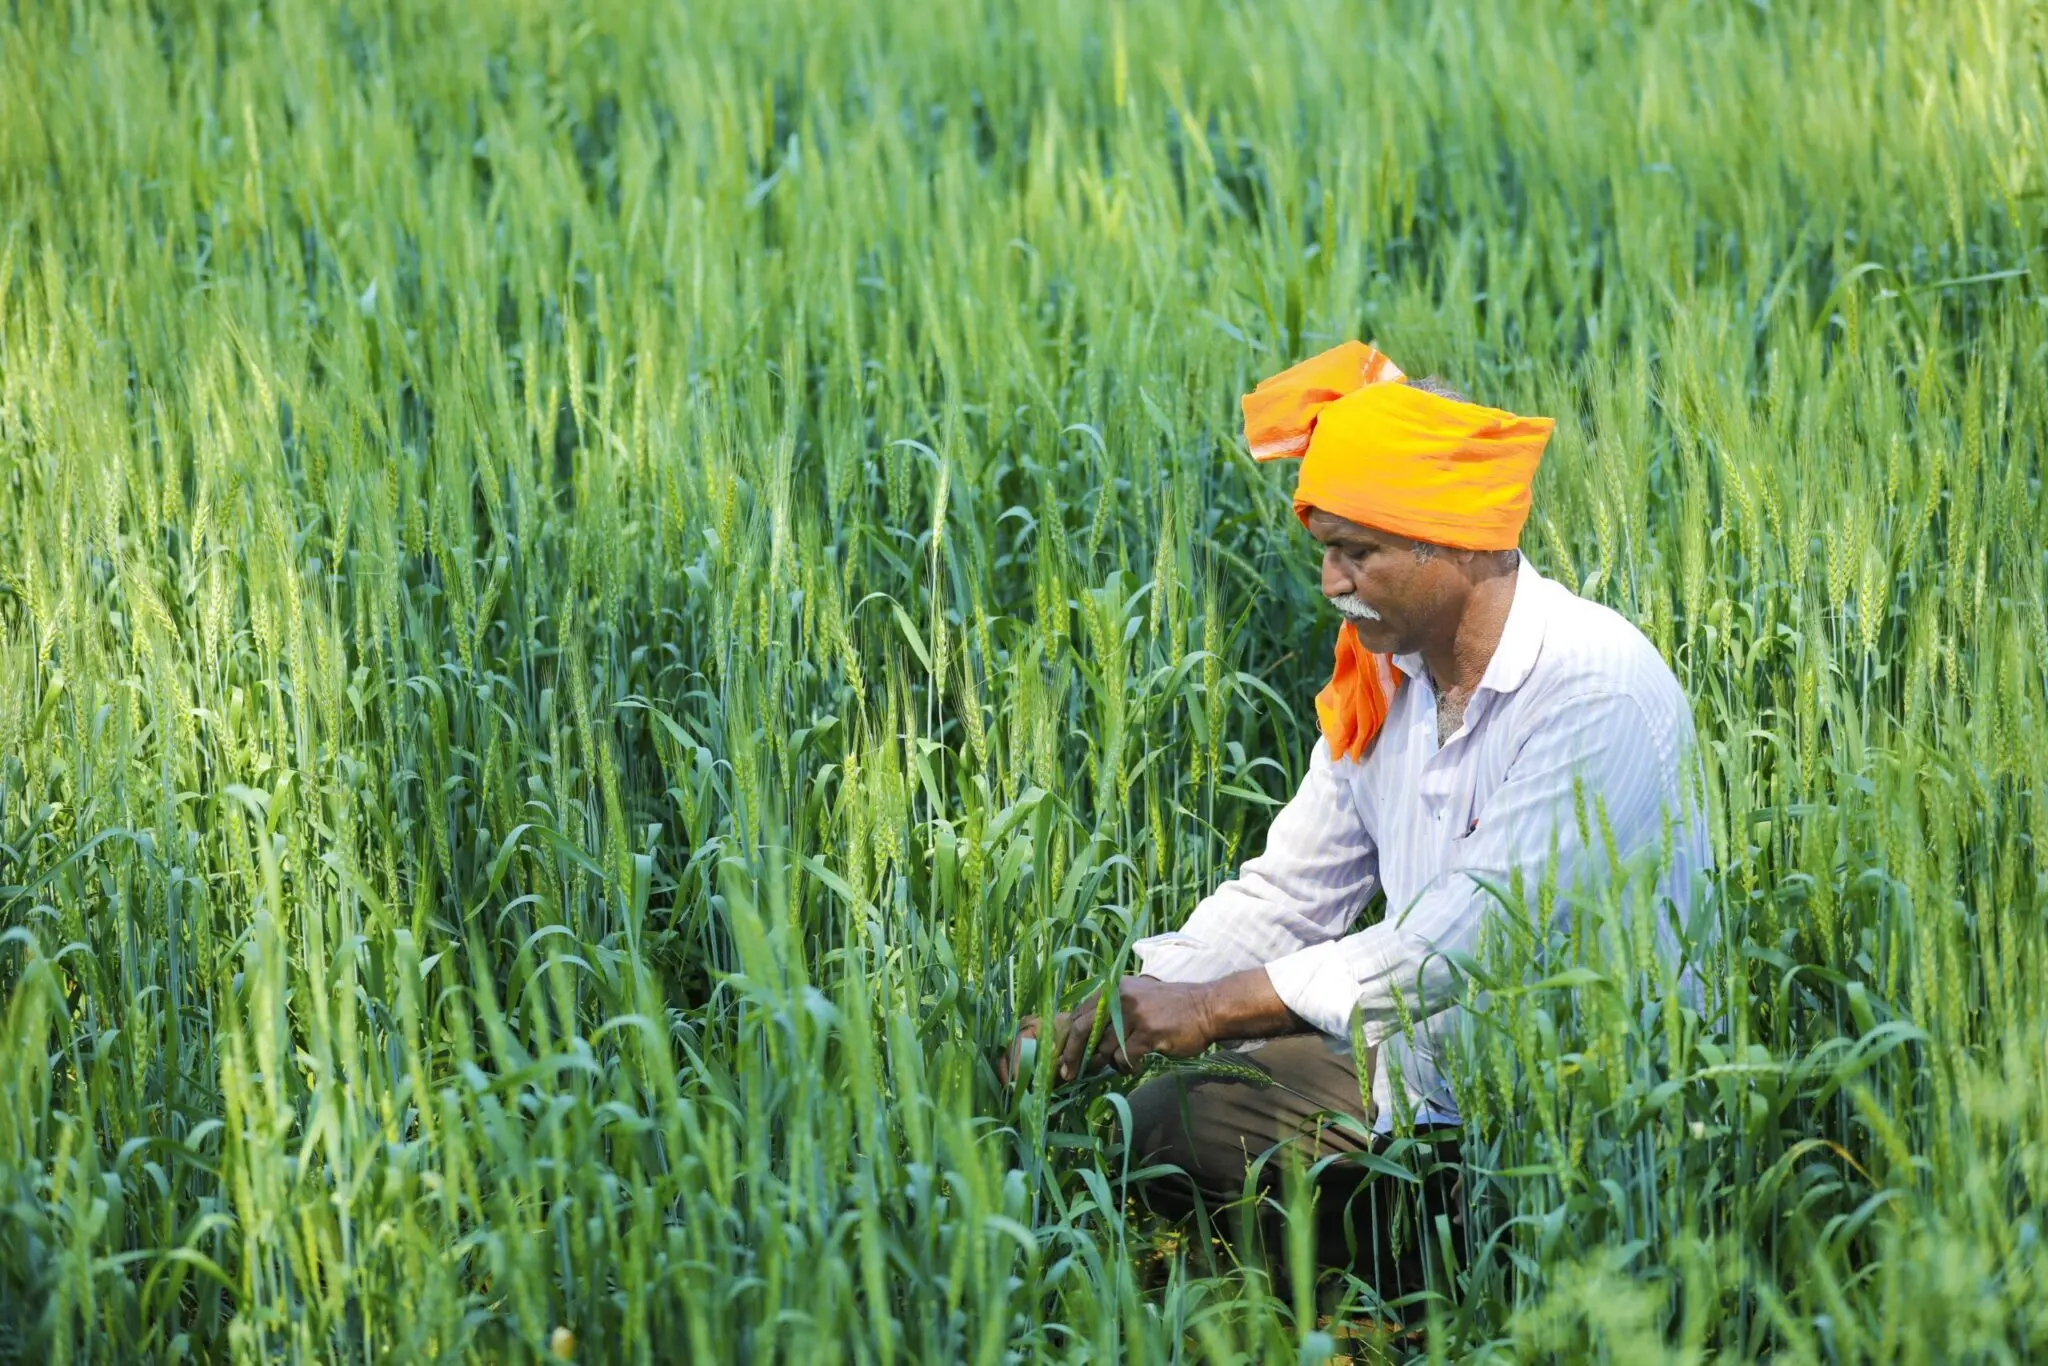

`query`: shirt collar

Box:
[1477,556,1549,694]
[1389,556,1550,696]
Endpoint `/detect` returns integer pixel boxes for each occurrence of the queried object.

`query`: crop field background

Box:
[2,0,2045,1360]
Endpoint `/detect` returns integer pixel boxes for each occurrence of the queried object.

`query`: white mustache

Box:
[1328,593,1383,623]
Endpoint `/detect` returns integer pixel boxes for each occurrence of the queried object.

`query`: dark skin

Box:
[997,507,1521,1086]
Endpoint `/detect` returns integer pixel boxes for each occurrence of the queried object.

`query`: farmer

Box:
[998,342,1712,1294]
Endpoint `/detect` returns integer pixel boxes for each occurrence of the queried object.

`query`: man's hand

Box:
[996,968,1307,1087]
[1060,976,1217,1080]
[996,975,1213,1086]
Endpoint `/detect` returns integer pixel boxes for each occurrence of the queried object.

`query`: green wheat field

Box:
[2,0,2045,1360]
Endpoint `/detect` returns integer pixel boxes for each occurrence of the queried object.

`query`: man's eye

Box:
[1318,543,1372,569]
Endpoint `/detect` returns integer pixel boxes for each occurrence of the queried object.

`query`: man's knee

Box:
[1123,1074,1191,1163]
[1119,1072,1258,1213]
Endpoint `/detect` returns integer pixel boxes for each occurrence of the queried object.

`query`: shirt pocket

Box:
[1441,773,1483,843]
[1449,743,1515,844]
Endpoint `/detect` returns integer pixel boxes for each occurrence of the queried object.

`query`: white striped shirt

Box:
[1134,557,1713,1131]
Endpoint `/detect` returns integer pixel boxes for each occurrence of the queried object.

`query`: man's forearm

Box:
[1195,966,1311,1044]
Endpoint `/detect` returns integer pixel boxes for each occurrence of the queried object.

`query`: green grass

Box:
[1,0,2045,1359]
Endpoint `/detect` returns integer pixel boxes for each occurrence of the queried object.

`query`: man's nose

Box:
[1320,550,1353,598]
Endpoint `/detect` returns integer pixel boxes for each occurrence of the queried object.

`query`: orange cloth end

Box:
[1242,341,1404,464]
[1314,622,1398,763]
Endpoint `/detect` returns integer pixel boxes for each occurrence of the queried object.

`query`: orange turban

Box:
[1241,340,1555,761]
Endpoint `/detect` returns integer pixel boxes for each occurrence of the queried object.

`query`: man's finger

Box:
[997,1020,1031,1086]
[1057,998,1096,1082]
[1089,1016,1122,1070]
[1094,1021,1141,1073]
[997,1019,1040,1086]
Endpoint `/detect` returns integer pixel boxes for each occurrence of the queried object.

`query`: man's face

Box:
[1304,507,1466,655]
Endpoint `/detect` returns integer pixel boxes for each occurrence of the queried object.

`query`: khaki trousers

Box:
[1120,1032,1464,1305]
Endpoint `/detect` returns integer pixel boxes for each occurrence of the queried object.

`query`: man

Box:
[998,341,1712,1293]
